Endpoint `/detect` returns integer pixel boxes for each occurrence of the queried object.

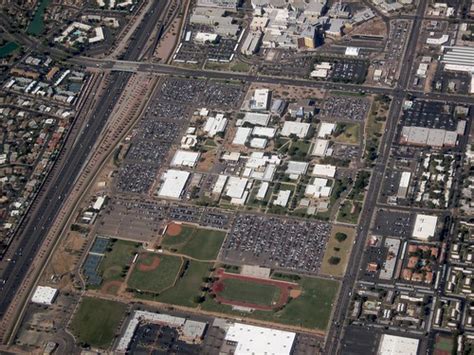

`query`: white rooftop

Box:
[204,114,227,137]
[31,286,58,305]
[242,112,271,126]
[281,121,310,138]
[274,190,291,207]
[318,122,336,138]
[412,214,437,240]
[171,150,200,168]
[378,334,419,355]
[225,177,249,199]
[312,164,336,178]
[158,170,190,199]
[233,127,252,145]
[225,323,296,355]
[250,88,270,111]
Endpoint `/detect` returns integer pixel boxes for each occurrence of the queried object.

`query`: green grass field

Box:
[337,201,362,224]
[334,123,360,144]
[128,254,182,293]
[99,240,137,282]
[162,225,226,260]
[320,226,356,277]
[141,260,212,308]
[218,278,281,306]
[203,276,339,331]
[70,297,126,349]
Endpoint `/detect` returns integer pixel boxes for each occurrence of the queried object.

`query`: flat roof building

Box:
[281,121,311,138]
[274,190,291,207]
[377,334,419,355]
[171,150,201,168]
[312,164,336,178]
[204,114,227,137]
[233,127,252,145]
[312,139,329,156]
[318,122,336,138]
[158,170,190,199]
[412,214,437,240]
[224,323,295,355]
[31,286,58,305]
[250,88,270,111]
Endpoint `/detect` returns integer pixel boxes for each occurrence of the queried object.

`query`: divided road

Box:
[0,72,131,319]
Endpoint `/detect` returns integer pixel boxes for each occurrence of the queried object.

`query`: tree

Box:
[329,256,341,265]
[335,232,348,242]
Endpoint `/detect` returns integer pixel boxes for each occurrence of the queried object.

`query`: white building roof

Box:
[312,139,329,156]
[242,112,271,126]
[225,177,249,199]
[171,150,200,168]
[252,126,276,138]
[318,122,336,138]
[31,286,58,305]
[250,88,270,111]
[312,164,336,178]
[345,47,360,56]
[250,137,267,148]
[274,190,291,207]
[204,114,227,137]
[233,127,252,145]
[93,196,106,210]
[412,214,438,240]
[213,175,228,195]
[399,171,411,188]
[378,334,419,355]
[256,182,269,199]
[286,161,308,176]
[305,178,331,198]
[225,323,296,355]
[158,170,190,199]
[281,121,310,138]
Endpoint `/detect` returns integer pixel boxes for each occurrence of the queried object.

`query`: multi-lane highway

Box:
[0,71,130,323]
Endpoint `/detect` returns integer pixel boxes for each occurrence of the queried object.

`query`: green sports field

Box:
[218,278,281,306]
[128,253,182,293]
[70,297,126,349]
[141,260,212,308]
[203,275,339,331]
[99,240,137,282]
[162,225,226,260]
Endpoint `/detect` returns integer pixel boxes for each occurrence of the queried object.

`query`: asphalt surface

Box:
[122,0,166,61]
[69,57,474,105]
[325,0,429,353]
[0,71,131,318]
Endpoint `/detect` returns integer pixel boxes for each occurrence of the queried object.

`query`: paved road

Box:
[69,56,474,105]
[324,0,429,353]
[0,72,130,320]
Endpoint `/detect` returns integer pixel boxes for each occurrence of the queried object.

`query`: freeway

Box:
[0,71,131,322]
[324,0,429,353]
[121,0,166,61]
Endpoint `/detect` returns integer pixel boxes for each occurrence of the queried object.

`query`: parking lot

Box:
[97,198,167,242]
[321,95,371,121]
[373,209,414,238]
[329,59,368,84]
[401,100,458,130]
[221,214,331,274]
[202,81,245,109]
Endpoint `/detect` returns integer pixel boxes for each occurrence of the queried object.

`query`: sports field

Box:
[217,278,281,307]
[146,260,212,308]
[128,253,182,293]
[99,239,137,282]
[70,297,126,349]
[203,274,339,331]
[162,223,226,260]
